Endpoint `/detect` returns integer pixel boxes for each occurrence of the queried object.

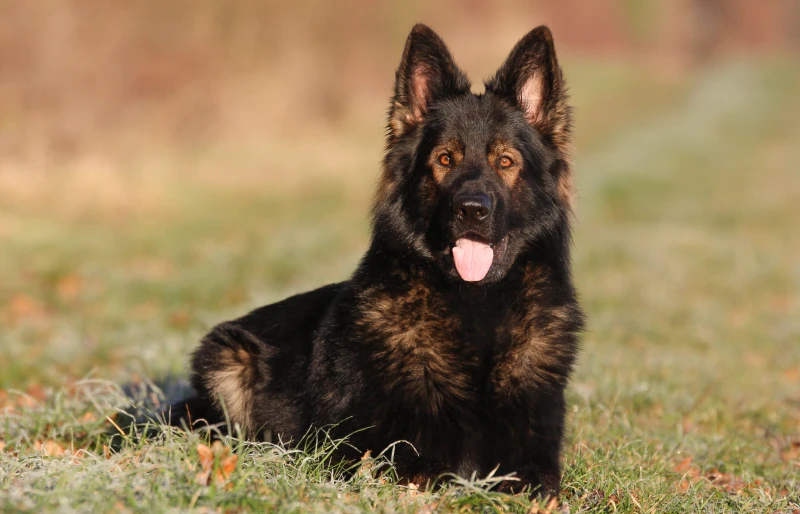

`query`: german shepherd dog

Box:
[176,24,583,497]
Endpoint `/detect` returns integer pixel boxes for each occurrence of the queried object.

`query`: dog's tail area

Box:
[113,376,224,445]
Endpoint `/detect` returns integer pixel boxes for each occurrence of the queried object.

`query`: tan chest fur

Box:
[356,282,477,410]
[356,266,576,408]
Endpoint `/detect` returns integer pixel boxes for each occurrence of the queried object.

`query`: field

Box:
[1,57,799,512]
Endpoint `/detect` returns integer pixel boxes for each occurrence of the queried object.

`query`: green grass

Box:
[1,59,799,512]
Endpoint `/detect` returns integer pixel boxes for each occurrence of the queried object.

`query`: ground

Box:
[1,58,799,513]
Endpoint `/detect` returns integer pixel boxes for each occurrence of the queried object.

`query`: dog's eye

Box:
[438,154,451,166]
[499,156,513,168]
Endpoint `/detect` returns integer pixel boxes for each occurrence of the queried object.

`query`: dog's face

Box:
[374,25,574,284]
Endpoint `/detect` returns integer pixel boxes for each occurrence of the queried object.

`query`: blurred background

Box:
[1,0,798,393]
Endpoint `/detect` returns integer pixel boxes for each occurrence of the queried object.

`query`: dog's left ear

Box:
[486,26,571,149]
[389,24,470,139]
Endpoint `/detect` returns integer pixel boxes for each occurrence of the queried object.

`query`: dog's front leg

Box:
[392,453,451,491]
[495,454,561,499]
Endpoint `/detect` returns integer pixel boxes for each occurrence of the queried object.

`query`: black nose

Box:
[454,194,492,225]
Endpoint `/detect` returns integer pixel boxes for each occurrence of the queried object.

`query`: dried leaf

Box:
[39,440,68,457]
[357,449,374,477]
[780,440,800,463]
[7,294,46,322]
[403,482,419,498]
[198,442,215,464]
[79,411,97,423]
[527,496,561,514]
[195,441,238,486]
[112,501,133,514]
[169,310,190,328]
[673,456,695,475]
[673,456,755,494]
[26,384,47,402]
[56,275,82,300]
[12,384,48,410]
[782,368,800,383]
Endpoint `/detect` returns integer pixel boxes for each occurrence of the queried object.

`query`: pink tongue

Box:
[452,238,494,282]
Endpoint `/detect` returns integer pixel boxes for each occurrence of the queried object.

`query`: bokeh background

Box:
[1,0,798,400]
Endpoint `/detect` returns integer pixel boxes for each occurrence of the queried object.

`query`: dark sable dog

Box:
[177,24,583,496]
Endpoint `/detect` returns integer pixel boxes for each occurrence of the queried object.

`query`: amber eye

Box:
[499,156,513,168]
[438,154,451,166]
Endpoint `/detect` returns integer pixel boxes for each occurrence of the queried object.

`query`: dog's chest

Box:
[356,285,523,405]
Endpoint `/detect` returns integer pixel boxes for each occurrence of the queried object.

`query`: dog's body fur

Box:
[176,24,583,496]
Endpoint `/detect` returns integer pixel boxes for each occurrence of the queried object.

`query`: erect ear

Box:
[485,26,571,150]
[388,24,470,138]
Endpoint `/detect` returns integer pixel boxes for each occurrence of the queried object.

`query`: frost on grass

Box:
[1,379,545,513]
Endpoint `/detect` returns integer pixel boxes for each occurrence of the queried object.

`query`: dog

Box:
[175,23,584,497]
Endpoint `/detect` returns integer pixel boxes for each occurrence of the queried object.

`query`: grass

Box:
[1,58,799,512]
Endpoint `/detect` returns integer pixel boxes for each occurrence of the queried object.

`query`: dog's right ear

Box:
[388,24,470,139]
[485,26,570,150]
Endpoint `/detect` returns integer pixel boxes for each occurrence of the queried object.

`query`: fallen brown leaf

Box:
[38,440,68,457]
[69,451,86,465]
[11,383,49,410]
[16,395,38,409]
[8,294,43,319]
[169,310,190,328]
[27,384,48,401]
[79,411,97,423]
[527,496,561,514]
[195,441,238,487]
[780,440,800,463]
[357,449,374,478]
[674,456,696,475]
[706,468,750,493]
[56,274,82,300]
[673,456,756,494]
[782,368,800,383]
[113,500,133,514]
[402,482,419,499]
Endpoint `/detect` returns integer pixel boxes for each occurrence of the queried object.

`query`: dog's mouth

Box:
[447,235,508,282]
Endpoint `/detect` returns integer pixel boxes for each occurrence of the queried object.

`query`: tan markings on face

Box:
[429,139,463,184]
[488,141,523,187]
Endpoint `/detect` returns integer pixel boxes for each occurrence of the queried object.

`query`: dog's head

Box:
[373,24,573,284]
